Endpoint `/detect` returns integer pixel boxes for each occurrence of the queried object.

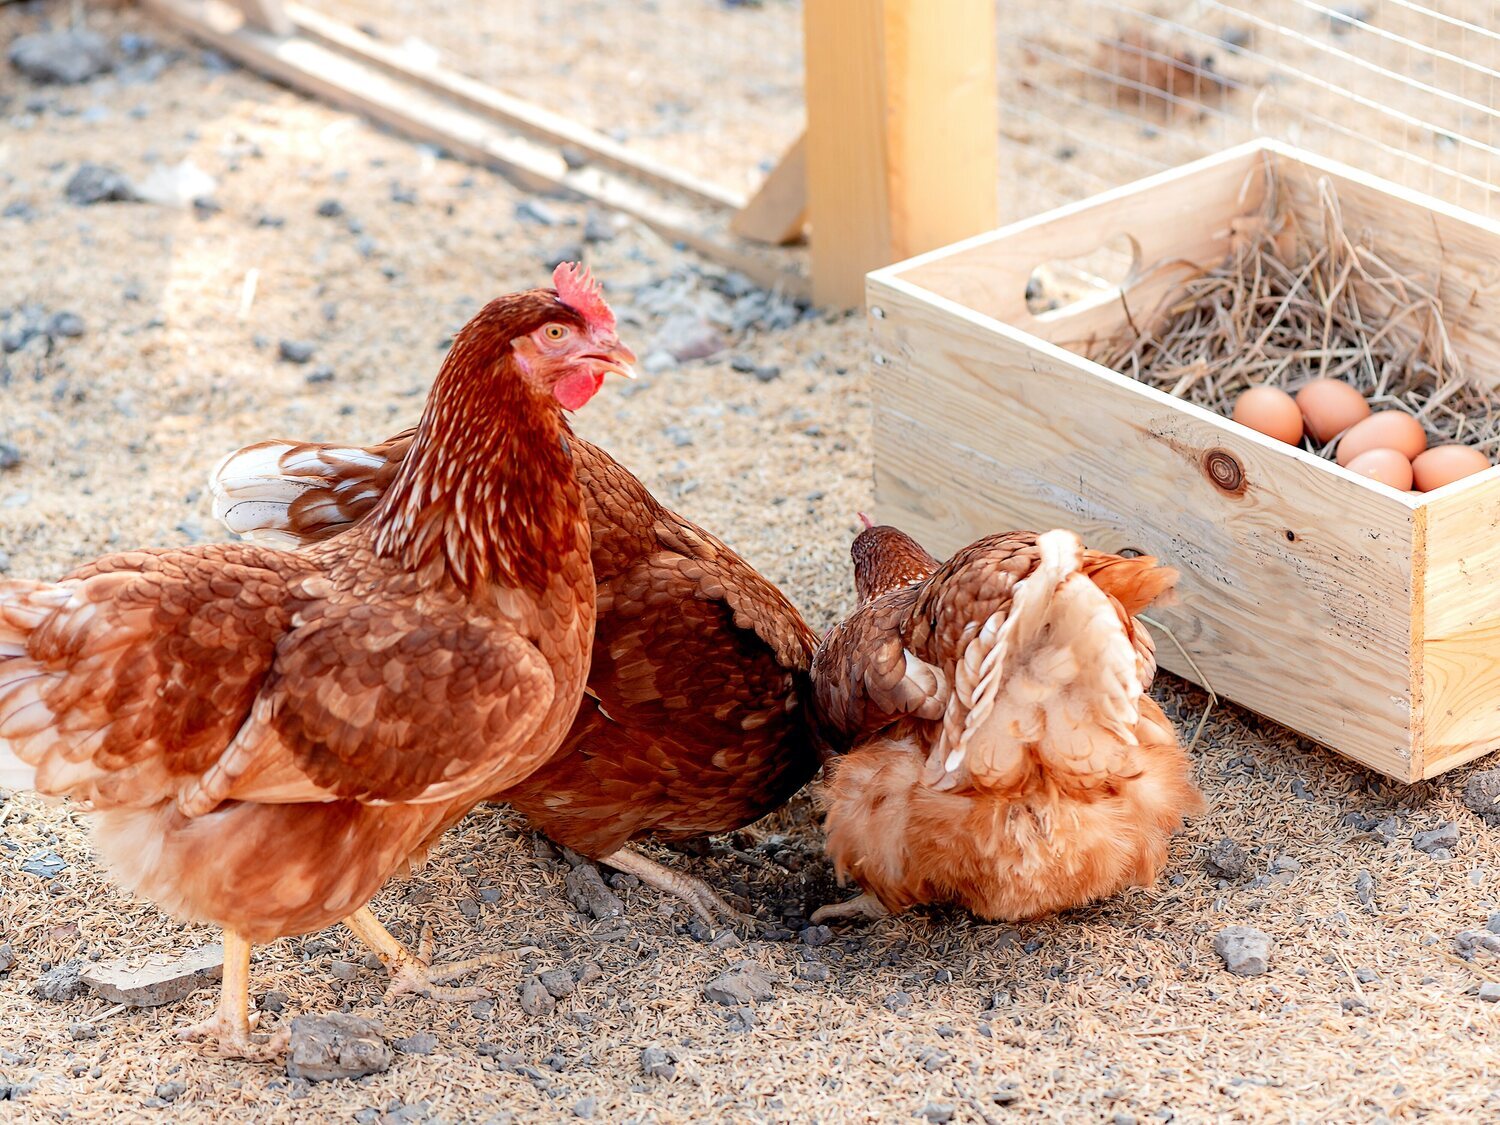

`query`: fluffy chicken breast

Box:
[810,523,1205,923]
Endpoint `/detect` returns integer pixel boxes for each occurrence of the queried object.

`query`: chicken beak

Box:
[594,342,638,381]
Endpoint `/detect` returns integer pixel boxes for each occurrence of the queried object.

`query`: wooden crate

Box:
[867,138,1500,782]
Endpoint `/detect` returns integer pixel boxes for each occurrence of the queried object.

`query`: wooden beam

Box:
[284,3,742,213]
[731,133,807,246]
[139,0,809,298]
[231,0,291,36]
[803,0,999,307]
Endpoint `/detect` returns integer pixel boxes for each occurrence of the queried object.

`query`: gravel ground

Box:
[5,3,1500,1123]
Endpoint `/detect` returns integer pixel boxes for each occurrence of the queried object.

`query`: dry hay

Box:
[1087,169,1498,457]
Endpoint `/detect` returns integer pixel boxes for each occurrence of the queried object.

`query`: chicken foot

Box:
[598,847,757,933]
[178,930,289,1061]
[342,906,510,1004]
[811,892,889,925]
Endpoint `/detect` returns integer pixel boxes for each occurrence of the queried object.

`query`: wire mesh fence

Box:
[1000,0,1500,223]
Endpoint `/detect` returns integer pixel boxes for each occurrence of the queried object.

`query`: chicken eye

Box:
[544,324,569,341]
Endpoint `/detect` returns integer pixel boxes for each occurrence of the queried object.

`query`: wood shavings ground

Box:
[4,4,1500,1123]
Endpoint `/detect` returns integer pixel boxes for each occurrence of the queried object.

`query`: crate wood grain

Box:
[869,139,1500,781]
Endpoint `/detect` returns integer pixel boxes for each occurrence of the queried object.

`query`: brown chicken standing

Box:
[209,426,821,924]
[810,520,1204,923]
[0,265,635,1058]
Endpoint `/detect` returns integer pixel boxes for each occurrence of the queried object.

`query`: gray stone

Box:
[47,312,84,339]
[1213,926,1272,976]
[1454,929,1500,958]
[1481,982,1500,1003]
[392,1032,437,1056]
[259,990,288,1013]
[542,243,585,271]
[1414,822,1459,855]
[515,199,560,226]
[0,443,18,471]
[704,962,774,1005]
[305,365,335,385]
[65,163,137,206]
[519,976,556,1017]
[1354,869,1375,906]
[653,311,724,363]
[1270,855,1301,875]
[9,31,112,85]
[564,863,624,921]
[315,198,344,218]
[81,943,223,1007]
[284,1013,392,1082]
[34,959,86,1002]
[641,1045,676,1078]
[883,991,912,1011]
[20,852,65,879]
[583,209,615,243]
[0,944,15,973]
[1204,837,1248,880]
[1464,769,1500,825]
[800,925,834,947]
[795,962,829,982]
[328,960,358,982]
[918,1104,955,1124]
[537,969,575,999]
[642,350,677,375]
[278,340,315,364]
[572,1096,597,1119]
[153,1081,186,1102]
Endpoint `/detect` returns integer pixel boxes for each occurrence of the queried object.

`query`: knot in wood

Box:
[1202,448,1246,496]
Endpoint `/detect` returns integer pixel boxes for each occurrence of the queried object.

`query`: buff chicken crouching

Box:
[810,521,1205,924]
[208,410,823,928]
[0,264,636,1059]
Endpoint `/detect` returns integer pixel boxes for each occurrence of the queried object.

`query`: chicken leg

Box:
[811,892,889,925]
[598,847,757,932]
[178,930,289,1061]
[342,906,512,1004]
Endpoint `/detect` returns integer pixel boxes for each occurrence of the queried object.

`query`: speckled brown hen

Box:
[0,265,635,1059]
[810,522,1205,924]
[208,422,820,925]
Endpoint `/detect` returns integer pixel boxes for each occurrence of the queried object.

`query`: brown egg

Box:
[1295,378,1371,444]
[1231,386,1303,445]
[1344,448,1415,491]
[1335,411,1427,466]
[1412,444,1492,492]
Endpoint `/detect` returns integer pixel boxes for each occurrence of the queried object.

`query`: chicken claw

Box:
[343,906,509,1005]
[178,929,288,1061]
[598,847,758,933]
[811,892,889,925]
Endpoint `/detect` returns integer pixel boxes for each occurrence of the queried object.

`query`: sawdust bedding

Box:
[4,3,1500,1123]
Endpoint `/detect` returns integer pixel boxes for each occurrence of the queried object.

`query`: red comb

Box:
[857,512,874,529]
[553,262,615,334]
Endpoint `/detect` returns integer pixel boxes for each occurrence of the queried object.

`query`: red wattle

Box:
[555,369,605,411]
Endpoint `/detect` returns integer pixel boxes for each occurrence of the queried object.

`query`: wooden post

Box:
[803,0,999,307]
[232,0,292,36]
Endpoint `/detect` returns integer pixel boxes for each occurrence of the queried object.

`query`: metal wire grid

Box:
[998,0,1500,223]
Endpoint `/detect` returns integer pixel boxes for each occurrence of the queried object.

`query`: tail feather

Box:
[210,439,393,546]
[927,530,1150,792]
[0,579,71,792]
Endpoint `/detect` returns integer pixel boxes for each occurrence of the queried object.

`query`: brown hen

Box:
[209,426,820,925]
[0,265,634,1058]
[810,523,1204,924]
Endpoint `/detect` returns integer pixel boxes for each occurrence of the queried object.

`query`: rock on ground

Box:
[1213,926,1272,977]
[640,1045,676,1078]
[285,1013,393,1082]
[1464,770,1500,825]
[81,944,223,1007]
[1204,837,1248,880]
[704,962,775,1005]
[64,164,138,206]
[563,863,624,921]
[9,31,112,85]
[1413,822,1459,855]
[33,960,86,1002]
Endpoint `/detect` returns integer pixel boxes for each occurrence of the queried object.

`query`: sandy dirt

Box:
[4,2,1500,1123]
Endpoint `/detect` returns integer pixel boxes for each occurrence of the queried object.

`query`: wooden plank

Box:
[284,2,743,214]
[894,143,1268,346]
[1418,470,1500,777]
[869,273,1419,779]
[139,0,809,299]
[231,0,291,36]
[1272,142,1500,392]
[803,0,998,307]
[730,133,807,246]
